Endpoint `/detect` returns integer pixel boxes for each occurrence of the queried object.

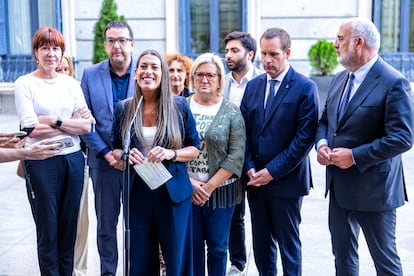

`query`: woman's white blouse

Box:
[14,73,88,155]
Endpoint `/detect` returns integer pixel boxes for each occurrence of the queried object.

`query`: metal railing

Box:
[379,52,414,82]
[0,55,37,82]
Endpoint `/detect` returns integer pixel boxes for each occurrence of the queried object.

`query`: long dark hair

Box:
[121,50,183,149]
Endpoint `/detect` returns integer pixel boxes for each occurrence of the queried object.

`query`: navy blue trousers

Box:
[25,151,84,276]
[193,202,235,276]
[329,190,403,276]
[248,188,303,276]
[129,182,193,276]
[228,193,247,271]
[90,166,123,275]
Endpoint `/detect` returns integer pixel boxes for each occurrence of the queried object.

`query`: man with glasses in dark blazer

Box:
[80,21,136,275]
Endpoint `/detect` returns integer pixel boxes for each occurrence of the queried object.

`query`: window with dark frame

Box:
[187,0,243,57]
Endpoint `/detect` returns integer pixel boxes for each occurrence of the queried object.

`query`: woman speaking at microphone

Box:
[112,49,200,276]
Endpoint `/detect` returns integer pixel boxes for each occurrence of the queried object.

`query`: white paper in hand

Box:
[133,158,172,190]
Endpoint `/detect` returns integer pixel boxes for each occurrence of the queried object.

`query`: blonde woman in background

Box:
[187,53,246,276]
[57,53,90,276]
[56,54,75,77]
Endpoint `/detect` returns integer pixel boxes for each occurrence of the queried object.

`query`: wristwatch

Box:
[53,116,62,129]
[171,149,177,162]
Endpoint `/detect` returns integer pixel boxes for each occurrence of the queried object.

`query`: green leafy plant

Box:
[92,0,125,64]
[308,39,338,76]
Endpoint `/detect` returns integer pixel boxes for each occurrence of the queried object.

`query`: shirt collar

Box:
[109,58,133,78]
[351,55,378,83]
[267,65,290,83]
[229,64,255,84]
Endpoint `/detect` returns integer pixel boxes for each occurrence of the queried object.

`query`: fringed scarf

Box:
[206,179,243,209]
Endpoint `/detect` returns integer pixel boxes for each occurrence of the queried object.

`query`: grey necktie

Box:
[338,73,354,121]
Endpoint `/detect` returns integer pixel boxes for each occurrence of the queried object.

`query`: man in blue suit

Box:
[80,21,136,275]
[240,28,319,275]
[316,18,413,276]
[223,31,263,276]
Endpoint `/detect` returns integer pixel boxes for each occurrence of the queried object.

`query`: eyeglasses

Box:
[194,72,217,81]
[104,37,133,46]
[335,35,359,42]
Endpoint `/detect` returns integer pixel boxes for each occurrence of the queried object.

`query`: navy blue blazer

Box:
[80,59,136,169]
[113,96,200,203]
[316,57,414,211]
[240,67,319,197]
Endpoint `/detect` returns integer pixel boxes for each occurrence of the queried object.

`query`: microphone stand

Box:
[122,96,142,276]
[122,144,131,276]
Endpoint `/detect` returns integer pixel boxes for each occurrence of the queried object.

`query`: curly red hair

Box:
[164,53,193,88]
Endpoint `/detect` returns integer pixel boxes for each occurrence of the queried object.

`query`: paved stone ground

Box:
[1,113,413,276]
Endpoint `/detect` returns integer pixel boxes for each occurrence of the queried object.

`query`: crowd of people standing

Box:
[1,16,413,276]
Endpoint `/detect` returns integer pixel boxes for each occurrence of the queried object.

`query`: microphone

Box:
[123,129,131,160]
[122,96,143,160]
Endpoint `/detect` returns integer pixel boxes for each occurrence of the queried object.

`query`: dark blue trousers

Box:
[193,202,235,276]
[25,151,84,276]
[129,182,193,276]
[329,190,403,276]
[90,167,123,275]
[248,188,303,276]
[228,194,247,271]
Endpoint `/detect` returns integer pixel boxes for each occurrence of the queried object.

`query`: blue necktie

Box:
[338,73,354,121]
[265,80,277,119]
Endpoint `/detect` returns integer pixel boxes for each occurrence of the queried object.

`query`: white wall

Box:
[258,0,371,76]
[71,0,372,78]
[73,0,167,79]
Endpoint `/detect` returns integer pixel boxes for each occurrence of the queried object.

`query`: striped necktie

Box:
[338,73,354,121]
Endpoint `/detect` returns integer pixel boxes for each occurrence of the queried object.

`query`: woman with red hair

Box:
[14,27,92,275]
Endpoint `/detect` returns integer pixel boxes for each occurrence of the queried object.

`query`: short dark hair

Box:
[224,31,257,62]
[104,21,134,40]
[260,28,291,52]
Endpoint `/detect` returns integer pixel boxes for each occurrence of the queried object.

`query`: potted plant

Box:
[308,39,339,115]
[92,0,125,64]
[308,39,338,76]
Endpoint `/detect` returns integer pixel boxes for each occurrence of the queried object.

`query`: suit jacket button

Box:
[334,133,337,136]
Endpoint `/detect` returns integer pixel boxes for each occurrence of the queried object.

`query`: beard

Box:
[338,42,358,68]
[226,53,249,73]
[110,52,127,67]
[339,53,358,68]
